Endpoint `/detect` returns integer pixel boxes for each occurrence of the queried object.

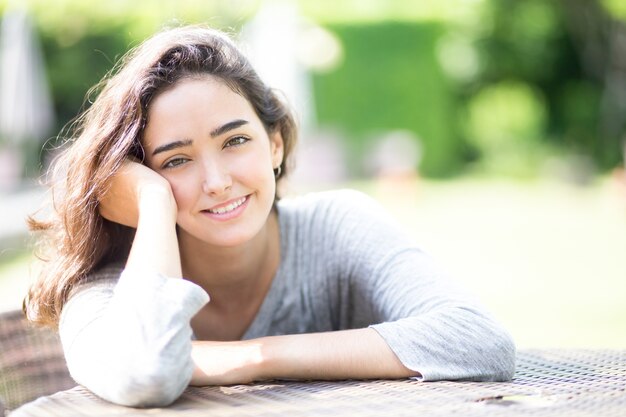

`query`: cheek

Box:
[234,157,274,190]
[234,145,274,178]
[167,176,199,209]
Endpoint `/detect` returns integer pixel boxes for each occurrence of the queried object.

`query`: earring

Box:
[273,165,282,178]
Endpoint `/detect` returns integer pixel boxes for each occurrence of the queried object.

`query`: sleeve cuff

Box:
[114,268,210,317]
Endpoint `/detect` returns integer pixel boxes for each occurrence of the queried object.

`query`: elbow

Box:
[103,361,192,407]
[500,331,517,380]
[68,354,193,408]
[65,339,194,408]
[61,312,198,407]
[480,326,517,382]
[451,306,516,382]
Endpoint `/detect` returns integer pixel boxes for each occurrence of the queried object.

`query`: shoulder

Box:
[277,189,402,245]
[278,189,386,220]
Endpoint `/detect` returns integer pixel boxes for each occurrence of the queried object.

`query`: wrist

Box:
[137,184,177,224]
[190,340,266,386]
[253,336,295,381]
[241,340,267,382]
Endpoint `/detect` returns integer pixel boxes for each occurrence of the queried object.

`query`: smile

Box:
[201,195,251,222]
[207,196,247,214]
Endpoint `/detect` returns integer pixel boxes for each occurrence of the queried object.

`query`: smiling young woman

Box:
[25,25,516,408]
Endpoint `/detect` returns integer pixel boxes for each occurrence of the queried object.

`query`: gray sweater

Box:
[59,189,516,407]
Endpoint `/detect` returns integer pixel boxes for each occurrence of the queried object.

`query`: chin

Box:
[210,233,255,248]
[180,224,262,249]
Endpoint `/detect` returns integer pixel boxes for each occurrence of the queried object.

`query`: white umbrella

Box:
[240,0,315,133]
[0,6,54,188]
[0,7,54,145]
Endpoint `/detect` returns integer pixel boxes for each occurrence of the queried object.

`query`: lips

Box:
[201,195,250,221]
[205,196,248,214]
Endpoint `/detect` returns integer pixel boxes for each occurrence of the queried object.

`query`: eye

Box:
[224,136,249,148]
[162,157,189,169]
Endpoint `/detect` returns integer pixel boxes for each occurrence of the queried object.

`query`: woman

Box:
[25,25,515,407]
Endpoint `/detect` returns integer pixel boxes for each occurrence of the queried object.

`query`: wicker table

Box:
[10,349,626,417]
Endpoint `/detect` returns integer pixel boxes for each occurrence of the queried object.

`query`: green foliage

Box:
[479,0,563,83]
[555,80,601,150]
[463,80,549,176]
[313,22,462,177]
[39,22,133,142]
[454,0,624,174]
[602,0,626,21]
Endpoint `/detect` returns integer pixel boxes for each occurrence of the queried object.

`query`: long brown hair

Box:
[25,25,298,327]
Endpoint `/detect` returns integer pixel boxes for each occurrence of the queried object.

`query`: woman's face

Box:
[142,76,283,248]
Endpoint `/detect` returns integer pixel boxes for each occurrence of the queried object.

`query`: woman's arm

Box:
[190,328,417,386]
[99,161,180,277]
[60,161,209,407]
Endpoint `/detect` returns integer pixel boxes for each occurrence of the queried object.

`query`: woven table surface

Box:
[11,349,626,417]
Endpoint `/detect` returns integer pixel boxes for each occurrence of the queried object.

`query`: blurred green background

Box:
[0,0,625,348]
[2,0,625,177]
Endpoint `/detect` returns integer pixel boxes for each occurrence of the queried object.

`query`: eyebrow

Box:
[152,139,193,157]
[210,119,249,138]
[151,119,249,157]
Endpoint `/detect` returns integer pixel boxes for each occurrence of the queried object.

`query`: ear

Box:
[269,130,285,169]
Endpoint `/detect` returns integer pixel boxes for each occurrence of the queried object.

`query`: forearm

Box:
[190,328,418,386]
[98,160,181,278]
[126,188,181,278]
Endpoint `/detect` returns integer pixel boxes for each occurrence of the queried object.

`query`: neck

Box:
[178,211,280,309]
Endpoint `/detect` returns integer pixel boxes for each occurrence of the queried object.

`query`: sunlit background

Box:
[0,0,624,349]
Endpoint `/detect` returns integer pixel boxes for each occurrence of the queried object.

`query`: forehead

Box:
[142,76,259,148]
[148,75,251,117]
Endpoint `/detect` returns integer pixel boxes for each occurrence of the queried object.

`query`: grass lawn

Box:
[1,175,625,348]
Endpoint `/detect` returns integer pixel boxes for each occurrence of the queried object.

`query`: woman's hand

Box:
[99,160,176,228]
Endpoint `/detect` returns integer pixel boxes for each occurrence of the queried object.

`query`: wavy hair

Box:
[25,25,298,327]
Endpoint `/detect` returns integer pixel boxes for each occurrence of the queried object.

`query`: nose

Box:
[201,159,232,195]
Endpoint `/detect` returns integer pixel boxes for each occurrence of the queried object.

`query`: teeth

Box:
[208,197,246,214]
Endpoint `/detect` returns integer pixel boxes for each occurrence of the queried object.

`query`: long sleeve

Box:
[331,190,516,381]
[58,264,209,407]
[366,249,516,381]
